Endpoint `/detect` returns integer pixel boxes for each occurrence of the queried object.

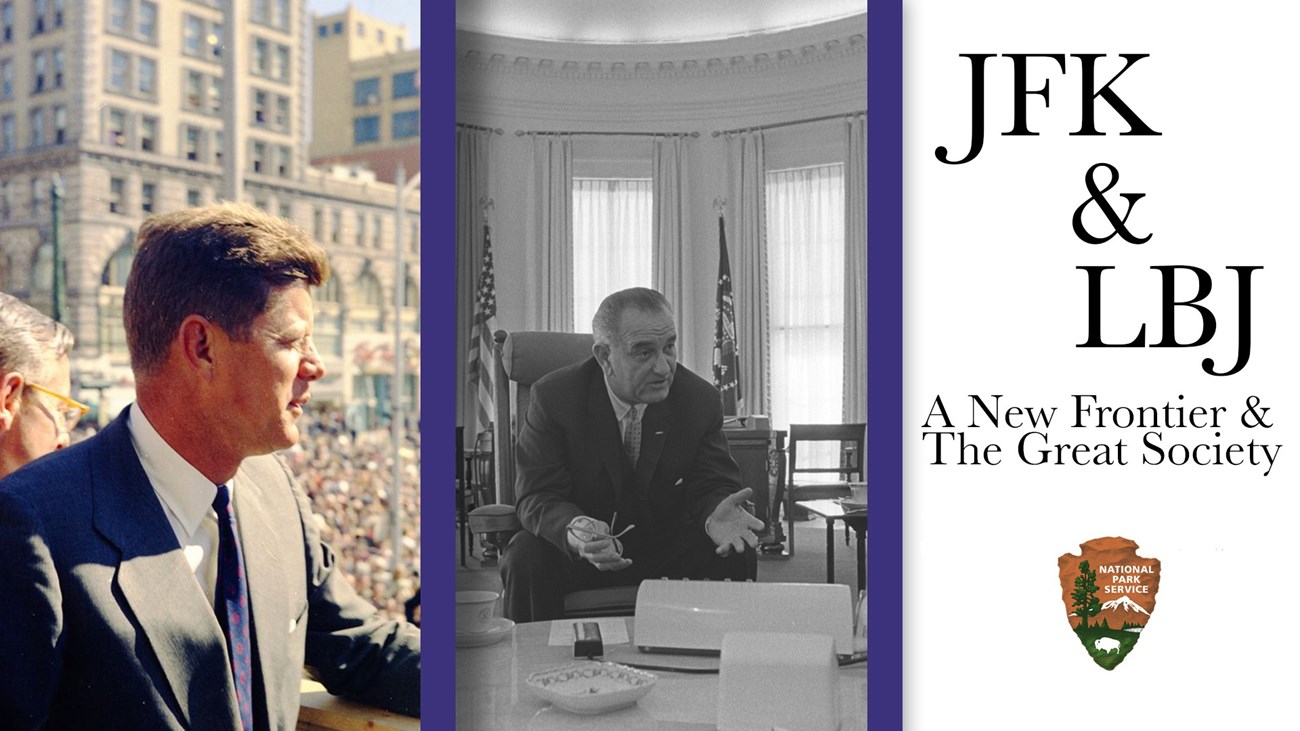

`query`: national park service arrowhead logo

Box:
[1058,537,1160,670]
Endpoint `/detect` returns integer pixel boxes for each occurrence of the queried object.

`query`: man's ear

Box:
[592,342,612,372]
[0,371,24,430]
[177,315,218,376]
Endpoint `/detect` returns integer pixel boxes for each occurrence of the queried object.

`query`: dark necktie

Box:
[623,407,642,466]
[213,485,255,731]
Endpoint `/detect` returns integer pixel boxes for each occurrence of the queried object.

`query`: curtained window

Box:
[766,163,846,453]
[571,177,653,331]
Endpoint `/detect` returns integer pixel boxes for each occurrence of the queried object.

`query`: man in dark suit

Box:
[501,287,763,621]
[0,203,419,729]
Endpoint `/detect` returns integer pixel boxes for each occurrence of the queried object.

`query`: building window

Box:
[137,56,156,96]
[140,182,155,213]
[571,177,654,327]
[32,0,45,33]
[274,95,289,131]
[392,110,419,140]
[52,0,61,27]
[210,23,222,59]
[353,116,380,144]
[137,0,155,39]
[51,47,61,87]
[273,0,288,28]
[1,115,13,153]
[317,24,327,38]
[354,211,364,246]
[274,44,289,82]
[1,3,11,42]
[332,21,342,34]
[253,37,268,75]
[372,214,382,248]
[108,177,125,213]
[28,107,42,148]
[213,130,223,164]
[183,15,201,55]
[0,181,8,220]
[52,104,64,143]
[0,59,11,99]
[32,50,44,92]
[276,145,290,177]
[251,0,267,23]
[184,70,202,109]
[184,125,201,160]
[140,115,156,152]
[108,49,128,91]
[106,108,127,146]
[30,177,42,218]
[278,201,290,219]
[312,207,323,239]
[392,70,418,99]
[109,0,127,32]
[353,77,379,106]
[186,188,201,207]
[766,162,847,433]
[251,140,266,173]
[209,77,222,114]
[330,209,340,243]
[377,28,384,44]
[252,89,267,125]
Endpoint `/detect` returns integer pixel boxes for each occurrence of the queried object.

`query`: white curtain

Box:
[727,131,770,416]
[843,115,867,423]
[455,126,491,437]
[532,135,574,331]
[652,135,691,365]
[572,178,653,330]
[766,163,846,434]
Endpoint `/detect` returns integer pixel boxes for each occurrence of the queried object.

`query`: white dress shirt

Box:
[126,402,223,606]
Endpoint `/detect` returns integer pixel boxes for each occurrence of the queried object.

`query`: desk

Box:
[456,618,866,729]
[797,499,867,593]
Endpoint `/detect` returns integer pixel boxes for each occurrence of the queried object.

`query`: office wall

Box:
[456,14,865,374]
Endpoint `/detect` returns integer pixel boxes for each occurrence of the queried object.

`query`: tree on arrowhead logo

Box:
[1057,537,1160,670]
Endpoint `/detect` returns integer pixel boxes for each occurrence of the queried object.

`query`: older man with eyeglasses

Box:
[0,292,82,479]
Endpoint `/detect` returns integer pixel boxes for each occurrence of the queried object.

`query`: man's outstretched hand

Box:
[705,488,765,556]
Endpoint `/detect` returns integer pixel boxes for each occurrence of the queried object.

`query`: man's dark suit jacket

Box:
[0,412,420,730]
[514,357,743,565]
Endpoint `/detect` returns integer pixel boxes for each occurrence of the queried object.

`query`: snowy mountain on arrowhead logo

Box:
[1100,595,1151,616]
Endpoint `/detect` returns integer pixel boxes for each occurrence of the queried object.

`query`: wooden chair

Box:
[777,423,866,555]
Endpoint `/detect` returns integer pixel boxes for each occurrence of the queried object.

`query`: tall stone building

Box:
[309,5,418,184]
[0,0,420,419]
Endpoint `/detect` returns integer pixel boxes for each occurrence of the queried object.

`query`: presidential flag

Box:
[467,224,497,435]
[713,216,742,415]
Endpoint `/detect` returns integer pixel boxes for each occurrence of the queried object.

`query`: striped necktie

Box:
[213,484,255,731]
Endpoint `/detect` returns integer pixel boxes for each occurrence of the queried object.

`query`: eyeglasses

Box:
[26,382,89,432]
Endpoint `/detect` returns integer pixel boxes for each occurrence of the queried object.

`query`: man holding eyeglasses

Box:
[0,292,83,480]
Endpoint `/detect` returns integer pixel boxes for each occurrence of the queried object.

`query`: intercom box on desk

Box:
[722,415,770,431]
[633,579,855,656]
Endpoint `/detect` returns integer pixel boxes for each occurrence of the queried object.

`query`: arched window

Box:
[400,273,418,333]
[99,243,134,359]
[351,270,384,332]
[314,273,343,356]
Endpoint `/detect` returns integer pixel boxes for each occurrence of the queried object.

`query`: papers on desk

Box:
[547,617,630,646]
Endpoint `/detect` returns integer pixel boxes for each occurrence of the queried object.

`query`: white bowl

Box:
[526,661,657,715]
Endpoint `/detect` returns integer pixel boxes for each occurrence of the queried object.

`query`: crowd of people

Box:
[280,405,422,622]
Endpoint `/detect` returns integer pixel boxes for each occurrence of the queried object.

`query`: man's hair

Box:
[591,287,673,348]
[0,292,74,382]
[123,202,330,377]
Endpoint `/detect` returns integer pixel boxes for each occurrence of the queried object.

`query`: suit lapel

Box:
[586,371,626,504]
[233,457,292,721]
[90,414,239,729]
[635,400,670,493]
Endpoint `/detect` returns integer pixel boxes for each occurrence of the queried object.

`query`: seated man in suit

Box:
[0,203,419,729]
[501,287,764,622]
[0,293,78,479]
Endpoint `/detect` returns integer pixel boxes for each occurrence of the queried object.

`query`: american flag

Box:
[713,216,741,415]
[467,224,497,435]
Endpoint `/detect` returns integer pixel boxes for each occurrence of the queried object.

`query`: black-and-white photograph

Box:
[455,0,867,727]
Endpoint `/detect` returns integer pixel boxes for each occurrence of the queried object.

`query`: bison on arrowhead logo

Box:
[1058,537,1160,670]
